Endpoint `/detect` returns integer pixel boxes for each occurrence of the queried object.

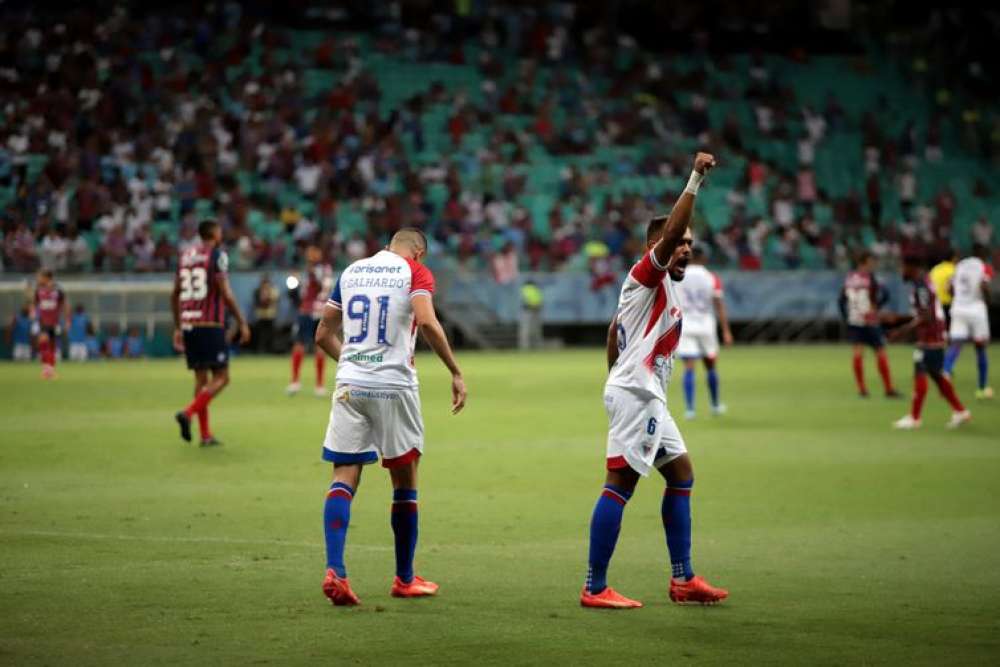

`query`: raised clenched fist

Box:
[694,152,717,174]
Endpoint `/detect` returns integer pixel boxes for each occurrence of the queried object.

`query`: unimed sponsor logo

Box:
[346,351,384,363]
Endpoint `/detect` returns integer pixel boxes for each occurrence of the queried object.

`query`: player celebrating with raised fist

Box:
[582,153,728,609]
[315,228,466,607]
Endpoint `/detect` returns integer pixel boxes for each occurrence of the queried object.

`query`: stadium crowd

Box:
[0,2,996,280]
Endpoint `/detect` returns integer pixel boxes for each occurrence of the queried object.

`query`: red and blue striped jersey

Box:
[34,285,65,327]
[177,243,228,327]
[908,276,947,347]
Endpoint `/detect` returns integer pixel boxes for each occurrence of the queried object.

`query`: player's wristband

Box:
[684,169,705,196]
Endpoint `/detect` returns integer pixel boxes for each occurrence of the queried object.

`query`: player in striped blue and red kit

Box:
[171,220,251,446]
[890,256,971,430]
[32,270,69,379]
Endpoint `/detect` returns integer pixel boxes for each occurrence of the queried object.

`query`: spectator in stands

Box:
[39,227,69,271]
[491,241,519,285]
[898,167,917,220]
[66,228,92,273]
[971,215,993,248]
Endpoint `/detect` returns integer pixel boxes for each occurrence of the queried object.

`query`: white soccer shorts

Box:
[603,385,687,477]
[322,384,424,467]
[677,327,720,359]
[12,343,31,361]
[949,303,990,342]
[69,343,88,361]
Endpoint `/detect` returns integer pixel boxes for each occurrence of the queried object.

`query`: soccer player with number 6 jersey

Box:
[314,228,467,606]
[582,153,728,609]
[171,220,251,446]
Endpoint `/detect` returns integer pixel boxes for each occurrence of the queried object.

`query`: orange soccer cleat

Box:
[580,586,643,609]
[391,575,439,598]
[669,576,729,605]
[322,569,360,606]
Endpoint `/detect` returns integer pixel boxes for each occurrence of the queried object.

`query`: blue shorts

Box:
[914,347,945,376]
[847,325,885,349]
[295,314,319,345]
[183,327,228,370]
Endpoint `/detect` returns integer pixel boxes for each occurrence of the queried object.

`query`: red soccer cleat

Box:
[669,576,728,605]
[580,586,643,609]
[322,569,360,606]
[391,575,439,598]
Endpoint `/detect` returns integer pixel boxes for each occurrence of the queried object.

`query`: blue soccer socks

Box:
[324,482,354,577]
[586,484,633,594]
[944,342,962,375]
[976,345,989,390]
[706,368,720,408]
[683,367,696,412]
[391,488,419,584]
[662,479,695,581]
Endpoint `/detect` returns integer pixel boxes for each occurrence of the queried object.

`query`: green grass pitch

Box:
[1,345,999,665]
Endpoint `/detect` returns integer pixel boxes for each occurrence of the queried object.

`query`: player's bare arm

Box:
[411,294,467,414]
[218,274,251,344]
[888,307,929,342]
[606,318,620,371]
[714,296,734,346]
[315,303,343,361]
[652,152,716,267]
[170,273,184,352]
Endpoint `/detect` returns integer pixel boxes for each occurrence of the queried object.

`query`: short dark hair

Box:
[856,250,873,266]
[645,215,668,244]
[901,254,923,269]
[40,269,54,279]
[198,219,219,240]
[391,227,428,252]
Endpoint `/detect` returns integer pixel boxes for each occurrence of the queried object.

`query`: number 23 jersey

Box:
[177,243,228,327]
[328,250,435,388]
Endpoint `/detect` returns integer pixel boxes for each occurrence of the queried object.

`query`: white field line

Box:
[0,529,387,552]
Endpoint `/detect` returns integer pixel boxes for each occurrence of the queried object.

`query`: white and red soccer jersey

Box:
[299,262,334,319]
[841,270,881,326]
[328,250,435,389]
[677,264,721,334]
[951,257,993,309]
[606,250,683,404]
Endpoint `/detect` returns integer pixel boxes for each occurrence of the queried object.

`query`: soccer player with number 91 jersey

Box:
[171,220,251,446]
[315,228,467,606]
